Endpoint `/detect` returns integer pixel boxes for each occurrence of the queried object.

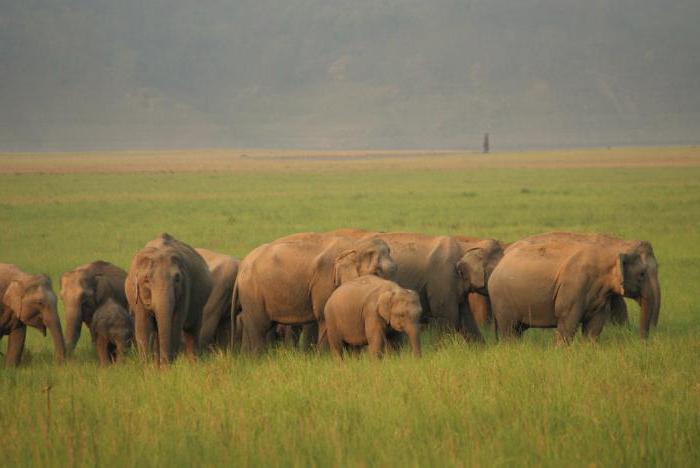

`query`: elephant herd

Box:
[0,229,661,367]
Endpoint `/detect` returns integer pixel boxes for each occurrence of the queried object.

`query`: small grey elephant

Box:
[321,275,422,359]
[90,298,133,366]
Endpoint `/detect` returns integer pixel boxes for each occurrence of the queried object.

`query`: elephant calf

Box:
[322,276,422,359]
[90,298,133,366]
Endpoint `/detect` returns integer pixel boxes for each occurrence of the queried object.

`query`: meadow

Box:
[0,147,699,467]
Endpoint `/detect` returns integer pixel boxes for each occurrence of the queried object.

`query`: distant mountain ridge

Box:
[1,0,698,150]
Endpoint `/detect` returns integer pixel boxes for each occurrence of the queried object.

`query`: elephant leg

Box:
[95,336,110,366]
[240,311,272,355]
[182,332,199,361]
[494,317,523,341]
[366,330,386,360]
[300,322,318,351]
[458,301,485,343]
[107,341,118,363]
[582,312,608,342]
[327,328,344,360]
[554,309,585,346]
[608,296,629,326]
[5,326,27,367]
[214,316,231,351]
[114,338,127,364]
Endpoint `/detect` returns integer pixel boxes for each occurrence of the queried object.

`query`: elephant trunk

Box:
[64,301,83,354]
[42,303,66,364]
[153,288,175,365]
[648,272,661,327]
[405,322,421,358]
[638,276,660,339]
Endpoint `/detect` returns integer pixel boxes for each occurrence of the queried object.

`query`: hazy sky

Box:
[1,0,698,150]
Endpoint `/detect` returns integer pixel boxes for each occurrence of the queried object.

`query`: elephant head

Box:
[333,238,398,286]
[131,251,190,363]
[377,288,422,357]
[455,239,504,295]
[616,241,660,338]
[60,270,108,353]
[3,275,66,364]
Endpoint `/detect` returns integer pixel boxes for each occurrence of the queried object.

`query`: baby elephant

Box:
[322,276,422,359]
[90,298,133,366]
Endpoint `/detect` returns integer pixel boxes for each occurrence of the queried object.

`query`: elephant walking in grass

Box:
[322,275,422,359]
[330,229,504,343]
[90,298,133,366]
[232,232,397,354]
[195,248,239,351]
[488,232,660,343]
[125,233,212,365]
[60,260,128,354]
[0,264,66,366]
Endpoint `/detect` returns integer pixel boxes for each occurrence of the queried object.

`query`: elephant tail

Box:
[229,278,241,351]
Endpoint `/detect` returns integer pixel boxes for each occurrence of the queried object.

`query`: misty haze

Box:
[1,1,699,150]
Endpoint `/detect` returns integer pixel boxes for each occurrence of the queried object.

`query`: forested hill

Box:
[2,0,698,151]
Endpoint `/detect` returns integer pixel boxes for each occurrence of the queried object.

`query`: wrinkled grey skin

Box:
[125,233,213,365]
[321,275,422,359]
[0,264,66,366]
[232,232,397,354]
[90,298,133,366]
[489,232,657,343]
[60,261,127,354]
[195,248,239,351]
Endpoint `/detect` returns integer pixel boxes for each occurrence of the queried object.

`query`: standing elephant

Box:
[232,232,397,354]
[329,230,504,342]
[60,260,128,354]
[90,298,133,366]
[488,232,659,343]
[195,248,239,351]
[125,234,212,365]
[523,232,660,332]
[0,264,66,366]
[322,275,422,359]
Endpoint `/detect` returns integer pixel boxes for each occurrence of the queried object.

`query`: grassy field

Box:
[0,147,699,467]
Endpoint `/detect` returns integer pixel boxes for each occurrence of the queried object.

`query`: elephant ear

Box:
[376,290,393,324]
[358,247,379,276]
[2,280,23,319]
[333,250,359,287]
[456,248,486,291]
[616,253,627,295]
[617,251,642,296]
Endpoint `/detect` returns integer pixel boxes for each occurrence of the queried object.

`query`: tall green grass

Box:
[0,153,698,466]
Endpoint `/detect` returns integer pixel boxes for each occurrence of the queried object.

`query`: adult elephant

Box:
[0,264,66,366]
[60,260,128,354]
[520,232,660,334]
[125,234,212,365]
[329,230,504,342]
[195,248,239,351]
[489,232,660,342]
[232,232,397,354]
